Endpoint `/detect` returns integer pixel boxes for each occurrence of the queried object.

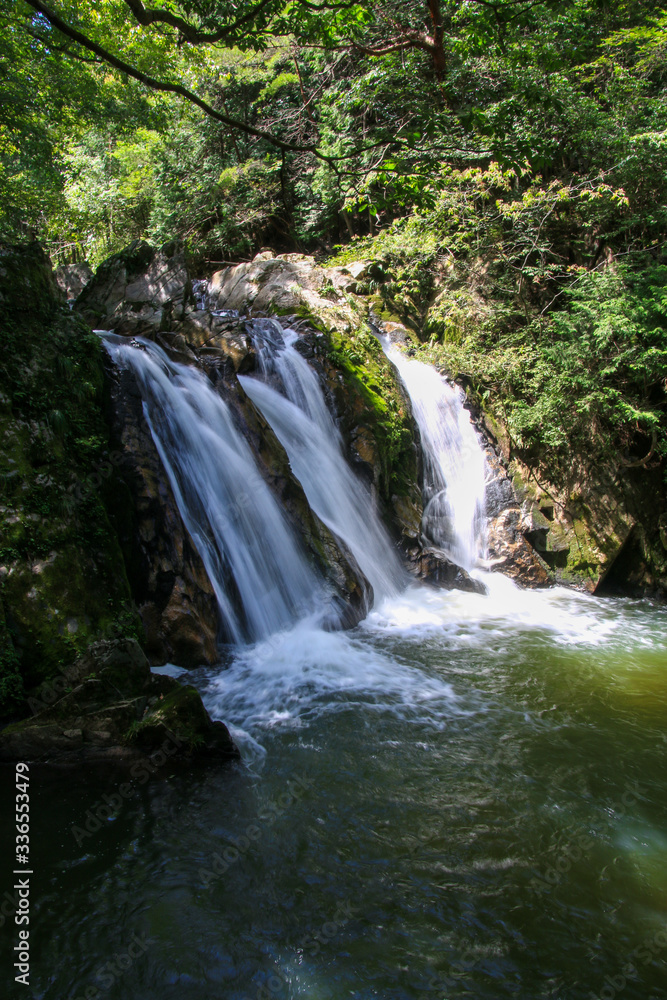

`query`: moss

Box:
[323,321,419,504]
[0,242,64,322]
[0,244,142,719]
[128,685,214,751]
[0,591,23,715]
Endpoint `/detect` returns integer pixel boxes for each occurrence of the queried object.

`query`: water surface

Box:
[2,581,666,1000]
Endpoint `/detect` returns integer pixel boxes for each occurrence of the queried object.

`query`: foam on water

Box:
[202,572,667,742]
[363,572,667,651]
[204,613,460,734]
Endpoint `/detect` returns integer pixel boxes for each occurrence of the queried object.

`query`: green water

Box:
[1,581,666,999]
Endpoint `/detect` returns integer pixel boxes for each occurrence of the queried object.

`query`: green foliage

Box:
[0,593,24,718]
[1,0,666,573]
[426,262,667,476]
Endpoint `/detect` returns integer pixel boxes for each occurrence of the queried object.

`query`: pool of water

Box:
[1,579,666,999]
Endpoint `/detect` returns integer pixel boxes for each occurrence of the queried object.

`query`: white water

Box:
[379,335,487,570]
[239,319,405,604]
[204,577,667,743]
[102,336,323,644]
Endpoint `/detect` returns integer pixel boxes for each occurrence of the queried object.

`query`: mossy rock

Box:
[0,244,142,719]
[0,638,239,763]
[0,242,64,321]
[130,685,238,759]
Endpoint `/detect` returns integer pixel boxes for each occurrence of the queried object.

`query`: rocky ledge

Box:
[0,639,238,764]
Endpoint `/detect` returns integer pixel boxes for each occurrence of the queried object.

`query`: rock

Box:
[131,685,237,760]
[414,548,487,594]
[76,241,191,335]
[484,452,519,518]
[103,359,220,666]
[0,243,142,717]
[55,262,92,301]
[504,455,655,592]
[207,257,361,334]
[0,241,64,320]
[486,509,552,586]
[392,494,423,541]
[0,638,239,763]
[519,502,551,553]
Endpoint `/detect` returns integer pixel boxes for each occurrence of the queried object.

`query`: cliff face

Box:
[338,251,666,599]
[0,243,139,718]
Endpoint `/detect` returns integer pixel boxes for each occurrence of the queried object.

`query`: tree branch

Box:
[22,0,326,158]
[121,0,277,45]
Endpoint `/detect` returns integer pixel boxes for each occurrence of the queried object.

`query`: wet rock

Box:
[519,503,552,553]
[392,494,423,541]
[487,509,552,586]
[131,685,237,760]
[414,548,487,595]
[104,360,220,666]
[0,639,238,763]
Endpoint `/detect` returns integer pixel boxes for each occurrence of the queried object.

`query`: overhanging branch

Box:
[22,0,326,158]
[122,0,277,45]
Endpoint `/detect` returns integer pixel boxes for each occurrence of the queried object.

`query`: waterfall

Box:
[239,319,405,604]
[102,335,322,644]
[378,335,487,571]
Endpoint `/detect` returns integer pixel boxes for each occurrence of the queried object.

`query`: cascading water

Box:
[102,335,323,644]
[378,334,487,571]
[238,319,405,604]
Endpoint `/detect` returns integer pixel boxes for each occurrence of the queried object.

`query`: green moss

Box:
[128,685,210,750]
[0,244,142,719]
[324,321,419,503]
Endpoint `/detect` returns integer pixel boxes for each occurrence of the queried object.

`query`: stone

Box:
[132,685,238,760]
[103,359,220,666]
[76,241,191,335]
[0,638,239,763]
[415,548,487,594]
[55,263,93,301]
[486,509,552,586]
[392,494,423,540]
[519,503,552,553]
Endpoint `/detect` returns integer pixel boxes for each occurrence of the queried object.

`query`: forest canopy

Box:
[3,0,666,264]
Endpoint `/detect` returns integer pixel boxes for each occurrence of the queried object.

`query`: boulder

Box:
[76,241,191,335]
[0,639,238,763]
[0,241,64,320]
[55,262,93,301]
[414,548,487,594]
[486,509,552,586]
[207,257,361,334]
